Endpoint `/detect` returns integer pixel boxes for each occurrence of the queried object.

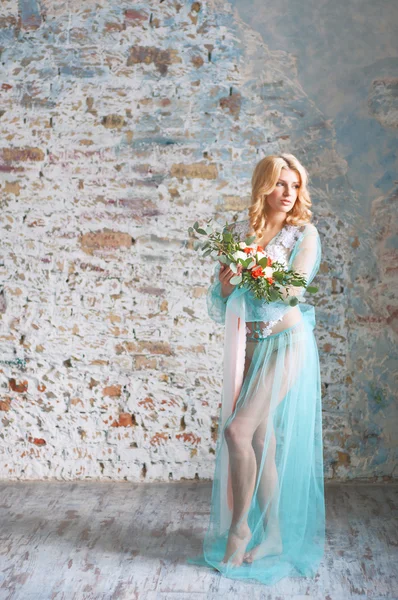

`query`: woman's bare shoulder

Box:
[300,222,319,236]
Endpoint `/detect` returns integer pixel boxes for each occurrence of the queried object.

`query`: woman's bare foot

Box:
[222,522,252,566]
[243,529,282,563]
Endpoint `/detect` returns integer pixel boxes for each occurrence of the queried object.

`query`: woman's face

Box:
[265,168,300,215]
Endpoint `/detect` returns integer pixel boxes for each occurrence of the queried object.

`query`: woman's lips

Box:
[281,199,291,205]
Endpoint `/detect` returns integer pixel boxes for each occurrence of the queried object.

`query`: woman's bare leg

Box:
[243,340,303,563]
[222,322,304,566]
[243,422,283,563]
[222,425,256,565]
[221,341,259,566]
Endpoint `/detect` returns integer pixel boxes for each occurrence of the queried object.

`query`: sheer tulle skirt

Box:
[187,307,325,585]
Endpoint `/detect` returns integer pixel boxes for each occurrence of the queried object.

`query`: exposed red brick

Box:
[191,55,204,68]
[0,16,17,28]
[102,114,126,129]
[139,285,165,296]
[127,46,181,75]
[150,432,169,446]
[135,356,157,370]
[0,398,11,411]
[70,397,83,407]
[28,437,47,446]
[219,92,242,118]
[170,163,218,179]
[9,378,28,393]
[80,229,133,255]
[118,340,173,356]
[138,397,155,410]
[125,9,148,22]
[4,181,21,195]
[2,147,45,162]
[104,21,124,32]
[118,197,160,218]
[103,384,122,397]
[160,398,178,408]
[223,195,250,211]
[176,432,201,445]
[119,413,133,427]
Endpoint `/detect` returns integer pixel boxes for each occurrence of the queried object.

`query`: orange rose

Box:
[243,247,252,254]
[267,256,273,267]
[251,266,264,279]
[257,245,264,252]
[266,277,274,284]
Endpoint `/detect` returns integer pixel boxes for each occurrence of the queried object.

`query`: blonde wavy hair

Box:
[249,153,312,238]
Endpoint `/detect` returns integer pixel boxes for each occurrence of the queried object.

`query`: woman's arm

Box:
[280,223,321,304]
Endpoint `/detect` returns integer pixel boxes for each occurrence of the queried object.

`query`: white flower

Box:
[263,266,274,278]
[232,250,248,261]
[239,241,247,249]
[256,251,266,261]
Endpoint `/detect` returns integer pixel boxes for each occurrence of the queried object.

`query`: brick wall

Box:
[0,0,395,481]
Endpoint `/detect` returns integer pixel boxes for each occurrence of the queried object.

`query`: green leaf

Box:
[242,257,253,268]
[193,221,199,230]
[245,235,256,245]
[188,227,194,234]
[196,228,207,235]
[269,287,280,302]
[202,248,212,257]
[258,257,269,267]
[307,285,318,294]
[229,262,238,273]
[289,297,299,306]
[218,255,228,264]
[273,271,283,281]
[223,232,233,242]
[290,280,303,286]
[230,275,242,285]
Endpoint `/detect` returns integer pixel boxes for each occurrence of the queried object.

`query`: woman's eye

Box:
[276,182,299,188]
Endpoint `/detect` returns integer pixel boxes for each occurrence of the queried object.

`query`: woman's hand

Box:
[219,262,243,298]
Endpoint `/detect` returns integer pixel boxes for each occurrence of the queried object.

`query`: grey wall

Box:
[228,0,398,479]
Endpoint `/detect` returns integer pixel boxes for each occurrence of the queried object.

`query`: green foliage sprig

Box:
[188,219,318,305]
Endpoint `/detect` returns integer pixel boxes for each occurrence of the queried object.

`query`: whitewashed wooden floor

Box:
[0,481,396,600]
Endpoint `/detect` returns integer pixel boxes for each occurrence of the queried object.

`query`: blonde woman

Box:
[188,154,325,585]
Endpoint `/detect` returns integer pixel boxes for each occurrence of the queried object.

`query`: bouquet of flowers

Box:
[188,219,318,306]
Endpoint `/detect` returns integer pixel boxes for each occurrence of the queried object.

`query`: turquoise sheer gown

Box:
[187,220,325,585]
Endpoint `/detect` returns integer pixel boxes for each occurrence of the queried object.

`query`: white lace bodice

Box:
[231,219,303,264]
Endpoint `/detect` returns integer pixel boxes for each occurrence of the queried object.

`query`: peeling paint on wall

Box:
[0,0,396,482]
